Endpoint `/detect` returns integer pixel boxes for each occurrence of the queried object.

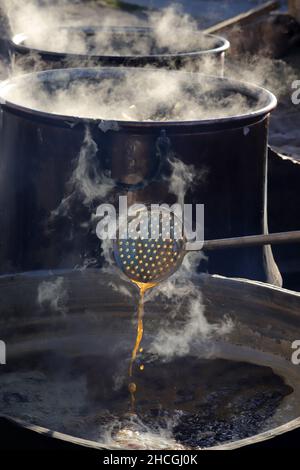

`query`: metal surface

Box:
[268,147,300,290]
[9,26,229,75]
[113,206,300,284]
[0,67,279,283]
[0,269,300,449]
[203,230,300,250]
[114,206,185,284]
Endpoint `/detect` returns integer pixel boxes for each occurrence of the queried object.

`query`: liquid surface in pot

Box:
[0,349,295,450]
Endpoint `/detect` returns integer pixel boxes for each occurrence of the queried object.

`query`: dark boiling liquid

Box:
[0,353,293,448]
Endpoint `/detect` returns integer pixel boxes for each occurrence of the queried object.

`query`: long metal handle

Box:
[202,231,300,251]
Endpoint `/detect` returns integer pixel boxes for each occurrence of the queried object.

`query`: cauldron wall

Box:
[115,117,277,282]
[0,93,278,283]
[268,147,300,290]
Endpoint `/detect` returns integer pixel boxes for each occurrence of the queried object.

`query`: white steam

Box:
[108,280,132,299]
[0,68,261,121]
[167,156,208,207]
[50,126,114,220]
[1,1,293,122]
[37,276,68,315]
[100,413,186,450]
[1,0,296,105]
[4,2,215,56]
[47,126,115,270]
[146,253,233,359]
[70,126,114,204]
[148,4,212,53]
[150,293,233,358]
[228,55,297,99]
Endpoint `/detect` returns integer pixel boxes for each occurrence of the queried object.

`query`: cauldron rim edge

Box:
[0,67,277,128]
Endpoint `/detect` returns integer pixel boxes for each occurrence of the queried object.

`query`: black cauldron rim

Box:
[10,26,230,60]
[0,67,277,130]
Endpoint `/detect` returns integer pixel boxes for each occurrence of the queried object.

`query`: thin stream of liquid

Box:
[117,214,182,413]
[128,281,156,413]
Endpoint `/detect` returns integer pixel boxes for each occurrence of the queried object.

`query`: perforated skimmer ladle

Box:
[113,207,300,285]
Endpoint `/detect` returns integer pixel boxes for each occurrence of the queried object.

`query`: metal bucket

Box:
[0,67,279,282]
[8,26,229,75]
[0,270,300,449]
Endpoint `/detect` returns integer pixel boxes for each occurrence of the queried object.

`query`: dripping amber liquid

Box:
[128,280,157,413]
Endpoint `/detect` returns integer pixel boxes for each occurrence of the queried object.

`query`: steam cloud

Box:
[37,276,68,315]
[100,413,186,450]
[1,2,295,121]
[1,0,296,100]
[146,253,233,359]
[3,2,214,56]
[167,156,208,207]
[47,126,115,269]
[228,55,297,99]
[49,126,113,220]
[0,66,262,121]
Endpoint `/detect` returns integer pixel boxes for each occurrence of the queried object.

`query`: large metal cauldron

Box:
[0,270,300,450]
[0,67,278,282]
[8,26,229,75]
